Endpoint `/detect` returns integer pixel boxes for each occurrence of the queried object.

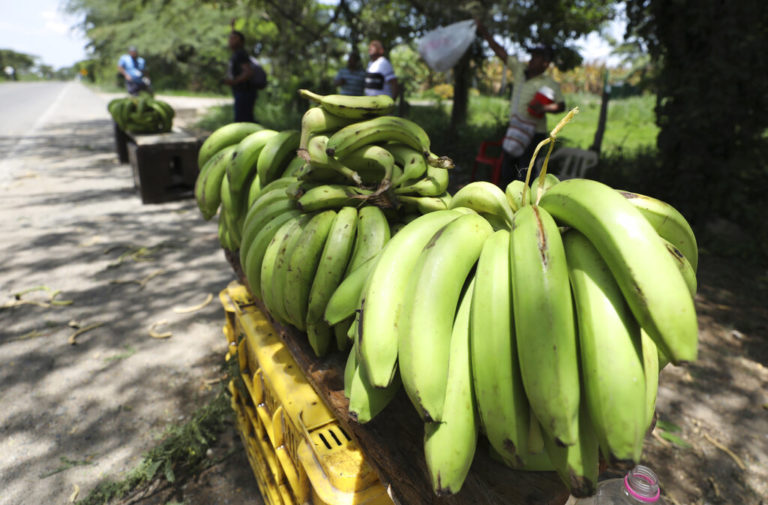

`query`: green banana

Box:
[227,129,279,202]
[240,202,298,266]
[270,215,312,325]
[299,106,356,149]
[398,213,492,421]
[510,205,579,446]
[306,207,358,351]
[505,180,528,212]
[394,165,449,196]
[324,253,381,326]
[299,89,395,119]
[281,155,306,178]
[260,215,309,324]
[662,237,697,296]
[325,116,453,168]
[344,206,390,275]
[542,405,599,498]
[300,134,363,185]
[246,173,263,209]
[642,330,659,432]
[297,184,373,212]
[396,193,452,214]
[450,181,514,228]
[564,230,646,462]
[243,210,301,297]
[358,210,462,387]
[344,343,358,398]
[540,179,698,363]
[618,190,698,271]
[195,144,238,220]
[528,173,560,204]
[386,143,428,185]
[259,216,300,314]
[108,96,175,133]
[424,278,478,496]
[218,209,234,251]
[248,175,297,208]
[347,342,402,424]
[283,210,337,333]
[219,174,241,249]
[242,187,292,236]
[198,122,263,170]
[256,130,300,186]
[334,317,354,352]
[297,164,350,185]
[340,145,395,189]
[527,409,546,455]
[471,229,529,465]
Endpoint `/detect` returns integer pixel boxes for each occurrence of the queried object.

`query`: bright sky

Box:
[0,0,89,68]
[0,1,625,69]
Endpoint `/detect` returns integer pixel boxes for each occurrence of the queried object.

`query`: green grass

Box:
[76,389,231,505]
[557,93,659,154]
[194,89,659,183]
[155,89,229,98]
[195,93,302,132]
[87,82,229,98]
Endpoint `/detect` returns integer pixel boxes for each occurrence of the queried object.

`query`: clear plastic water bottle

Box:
[565,465,666,504]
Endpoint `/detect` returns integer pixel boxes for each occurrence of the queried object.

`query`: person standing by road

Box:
[117,46,150,96]
[222,30,257,123]
[364,40,399,99]
[476,22,565,185]
[334,51,366,96]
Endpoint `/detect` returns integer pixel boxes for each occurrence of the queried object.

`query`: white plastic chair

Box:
[536,147,598,179]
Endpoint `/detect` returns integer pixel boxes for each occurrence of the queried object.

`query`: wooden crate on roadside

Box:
[113,122,130,164]
[127,130,199,204]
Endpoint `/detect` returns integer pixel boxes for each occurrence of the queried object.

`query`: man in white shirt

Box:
[477,22,565,185]
[364,40,399,99]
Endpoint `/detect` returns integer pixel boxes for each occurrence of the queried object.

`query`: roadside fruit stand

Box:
[109,94,200,203]
[191,90,698,504]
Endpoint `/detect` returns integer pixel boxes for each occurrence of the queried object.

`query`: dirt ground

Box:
[0,82,261,505]
[640,253,768,505]
[1,82,766,505]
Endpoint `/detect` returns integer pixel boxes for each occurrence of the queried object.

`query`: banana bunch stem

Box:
[522,107,579,206]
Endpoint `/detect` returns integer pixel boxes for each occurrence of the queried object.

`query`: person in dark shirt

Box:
[222,31,257,123]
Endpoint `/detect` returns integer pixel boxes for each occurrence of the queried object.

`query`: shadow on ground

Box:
[0,116,262,505]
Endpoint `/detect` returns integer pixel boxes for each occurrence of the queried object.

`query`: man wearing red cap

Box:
[477,23,565,185]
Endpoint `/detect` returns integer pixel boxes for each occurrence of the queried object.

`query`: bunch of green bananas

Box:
[107,92,174,134]
[194,93,699,500]
[344,175,698,497]
[192,91,457,353]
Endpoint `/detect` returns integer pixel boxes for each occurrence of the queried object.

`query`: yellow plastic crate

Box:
[220,282,393,505]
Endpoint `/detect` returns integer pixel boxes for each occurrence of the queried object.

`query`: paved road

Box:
[0,81,86,136]
[0,82,261,505]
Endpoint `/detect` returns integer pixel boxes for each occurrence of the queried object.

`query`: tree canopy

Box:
[626,0,768,254]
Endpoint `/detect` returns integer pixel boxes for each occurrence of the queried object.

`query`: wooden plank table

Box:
[221,254,570,505]
[126,128,200,203]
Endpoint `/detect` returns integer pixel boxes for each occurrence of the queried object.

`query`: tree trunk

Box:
[499,63,507,96]
[590,68,609,155]
[450,51,472,131]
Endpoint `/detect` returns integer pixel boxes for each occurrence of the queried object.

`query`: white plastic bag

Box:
[418,19,477,72]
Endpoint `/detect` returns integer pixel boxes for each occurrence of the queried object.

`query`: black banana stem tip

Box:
[426,154,455,169]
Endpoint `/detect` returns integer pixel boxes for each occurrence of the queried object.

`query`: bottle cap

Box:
[624,466,661,502]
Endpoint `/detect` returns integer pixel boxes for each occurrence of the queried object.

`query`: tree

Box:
[626,0,768,252]
[65,0,243,90]
[330,0,613,128]
[0,49,37,80]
